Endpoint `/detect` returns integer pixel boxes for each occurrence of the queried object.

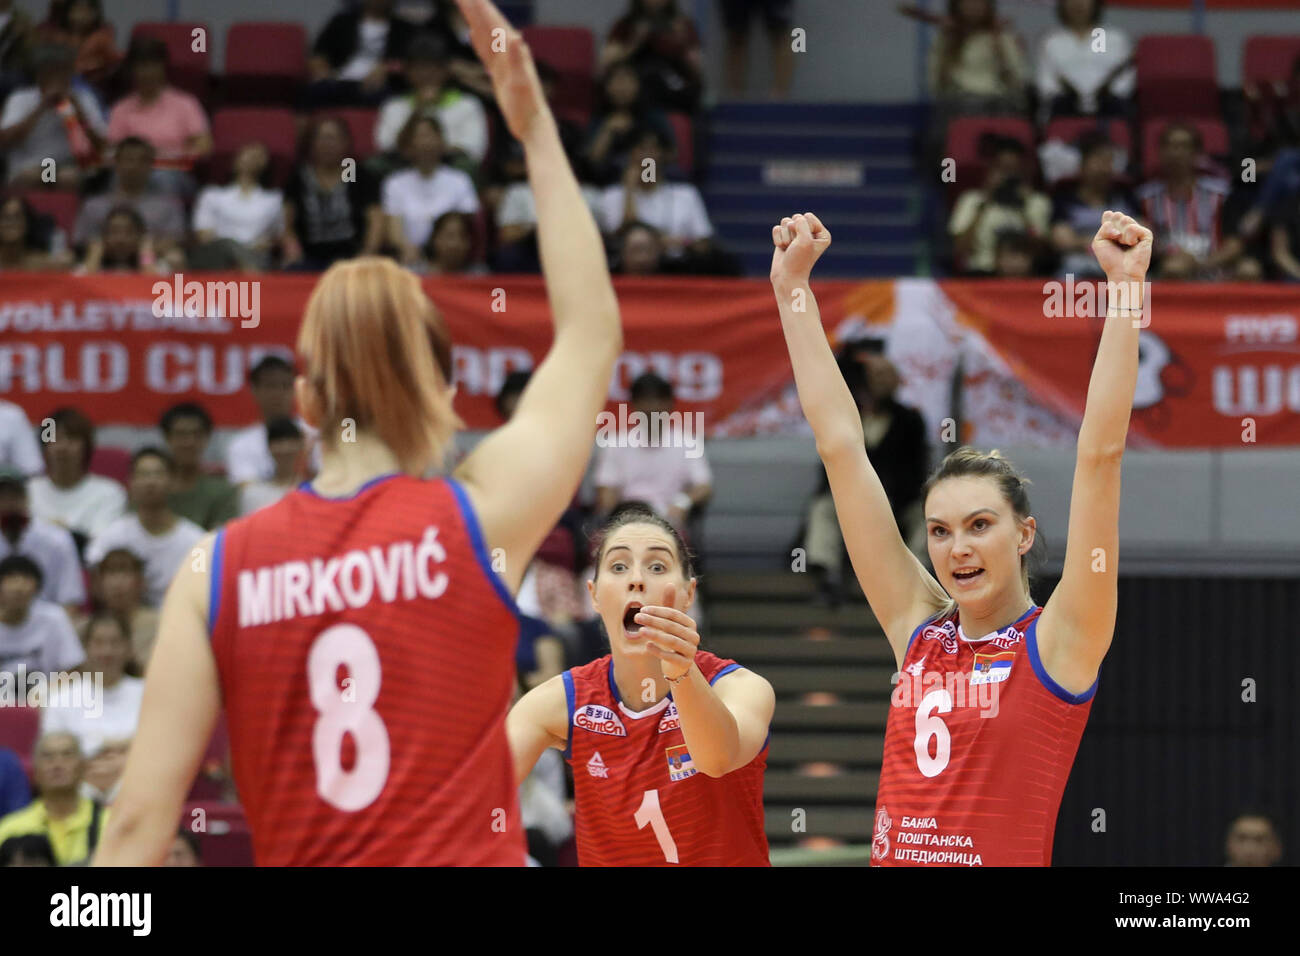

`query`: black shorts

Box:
[720,0,795,35]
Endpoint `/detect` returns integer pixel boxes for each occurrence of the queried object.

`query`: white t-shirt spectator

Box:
[499,182,604,231]
[84,515,205,607]
[0,83,108,184]
[593,433,712,519]
[223,418,320,485]
[339,18,390,80]
[0,599,83,674]
[1037,26,1135,114]
[375,90,489,165]
[26,474,127,540]
[0,401,43,476]
[240,480,294,516]
[600,183,713,244]
[192,184,286,245]
[41,675,145,759]
[382,165,479,248]
[0,519,86,606]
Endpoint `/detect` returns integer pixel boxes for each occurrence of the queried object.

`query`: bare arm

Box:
[507,673,568,784]
[771,213,948,666]
[93,536,219,865]
[1037,211,1152,695]
[451,0,622,593]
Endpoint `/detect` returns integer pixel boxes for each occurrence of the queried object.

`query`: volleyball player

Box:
[93,0,623,865]
[771,210,1151,866]
[509,506,774,865]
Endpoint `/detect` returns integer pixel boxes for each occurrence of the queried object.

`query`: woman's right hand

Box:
[770,212,832,288]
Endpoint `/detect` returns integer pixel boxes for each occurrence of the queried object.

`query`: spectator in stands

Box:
[0,42,106,189]
[163,827,201,866]
[421,210,485,275]
[27,406,126,548]
[160,403,239,531]
[0,402,43,477]
[594,371,711,533]
[283,116,386,270]
[1224,811,1283,867]
[374,32,488,175]
[77,204,168,274]
[106,36,212,197]
[1137,122,1247,280]
[1035,0,1134,123]
[0,195,73,270]
[426,0,494,103]
[0,554,82,674]
[992,229,1036,277]
[73,137,185,264]
[0,473,85,613]
[803,340,928,607]
[720,0,797,99]
[305,0,406,109]
[383,114,479,266]
[84,449,204,608]
[225,356,319,486]
[1268,188,1300,281]
[0,833,56,866]
[0,0,35,103]
[949,134,1050,275]
[35,0,119,92]
[615,220,665,275]
[88,548,158,673]
[40,612,142,793]
[1050,131,1136,278]
[601,127,713,258]
[602,0,703,114]
[928,0,1027,116]
[1244,53,1300,157]
[0,746,31,818]
[190,142,287,272]
[584,60,676,188]
[494,137,603,273]
[239,418,306,516]
[0,732,105,865]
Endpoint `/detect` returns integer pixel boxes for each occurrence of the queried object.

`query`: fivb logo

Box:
[152,273,261,329]
[595,404,705,459]
[574,704,627,737]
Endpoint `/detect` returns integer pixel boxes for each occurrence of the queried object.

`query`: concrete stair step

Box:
[772,700,890,730]
[768,732,885,765]
[705,636,889,666]
[764,770,880,802]
[764,805,873,841]
[762,664,896,694]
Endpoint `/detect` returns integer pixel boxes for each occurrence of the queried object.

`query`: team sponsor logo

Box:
[919,621,959,654]
[666,744,696,781]
[574,704,627,737]
[872,807,892,861]
[970,650,1015,685]
[985,626,1025,649]
[587,751,609,778]
[657,701,680,733]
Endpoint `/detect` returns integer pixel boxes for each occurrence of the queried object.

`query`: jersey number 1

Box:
[308,624,392,811]
[634,789,679,863]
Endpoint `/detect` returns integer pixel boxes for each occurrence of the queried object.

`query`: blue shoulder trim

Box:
[1026,613,1099,705]
[562,670,576,761]
[444,477,522,636]
[297,472,400,500]
[708,662,742,685]
[208,529,225,635]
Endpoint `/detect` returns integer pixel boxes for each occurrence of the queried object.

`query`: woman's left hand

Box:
[636,582,700,681]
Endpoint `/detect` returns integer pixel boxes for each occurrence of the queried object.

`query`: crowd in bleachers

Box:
[0,0,739,279]
[923,0,1300,280]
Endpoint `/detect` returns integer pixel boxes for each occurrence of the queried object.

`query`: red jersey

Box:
[209,473,526,866]
[564,651,770,866]
[872,605,1096,867]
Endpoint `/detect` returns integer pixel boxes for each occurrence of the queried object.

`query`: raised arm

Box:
[1036,211,1152,695]
[771,213,948,668]
[452,0,622,593]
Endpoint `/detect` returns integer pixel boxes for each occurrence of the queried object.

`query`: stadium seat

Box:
[323,108,379,159]
[130,22,212,101]
[1135,35,1219,121]
[1242,36,1300,90]
[942,115,1036,193]
[223,22,308,105]
[0,707,40,777]
[668,112,694,176]
[88,446,132,485]
[187,714,230,801]
[209,108,299,186]
[522,26,594,125]
[201,822,255,866]
[20,189,79,237]
[1140,117,1229,178]
[1042,117,1133,156]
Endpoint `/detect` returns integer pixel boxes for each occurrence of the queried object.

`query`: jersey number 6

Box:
[914,689,952,778]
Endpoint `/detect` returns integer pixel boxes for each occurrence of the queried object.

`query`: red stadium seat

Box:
[943,115,1036,194]
[209,108,299,186]
[187,714,230,801]
[0,707,40,769]
[323,108,379,159]
[1140,117,1229,178]
[201,822,254,866]
[523,26,594,125]
[224,22,308,105]
[1135,35,1219,121]
[668,112,694,176]
[1042,117,1132,156]
[88,446,132,485]
[1242,36,1300,91]
[20,189,79,237]
[130,22,212,101]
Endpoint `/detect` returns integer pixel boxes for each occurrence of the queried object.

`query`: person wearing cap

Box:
[0,470,86,615]
[0,41,107,189]
[375,31,488,173]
